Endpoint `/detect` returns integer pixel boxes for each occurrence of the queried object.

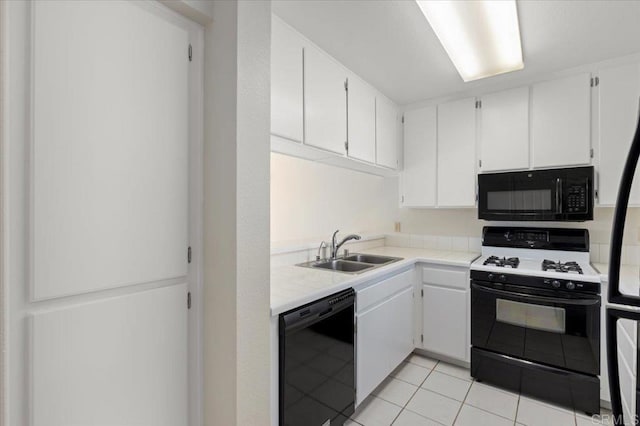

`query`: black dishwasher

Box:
[279,288,355,426]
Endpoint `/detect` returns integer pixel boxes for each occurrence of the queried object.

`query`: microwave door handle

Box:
[556,178,562,214]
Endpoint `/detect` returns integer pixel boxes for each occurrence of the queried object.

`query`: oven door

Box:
[471,281,600,375]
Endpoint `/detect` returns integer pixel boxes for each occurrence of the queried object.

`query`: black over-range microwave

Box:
[477,166,594,221]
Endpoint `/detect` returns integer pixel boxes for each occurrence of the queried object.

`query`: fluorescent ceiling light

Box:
[416,0,524,82]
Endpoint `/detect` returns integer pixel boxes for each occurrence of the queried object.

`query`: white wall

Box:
[203,1,271,425]
[271,152,398,244]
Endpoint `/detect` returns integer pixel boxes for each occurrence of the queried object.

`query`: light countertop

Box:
[593,263,640,297]
[271,246,480,316]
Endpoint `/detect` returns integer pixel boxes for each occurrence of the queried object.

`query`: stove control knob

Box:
[499,274,507,282]
[551,280,561,288]
[488,273,495,280]
[566,281,575,290]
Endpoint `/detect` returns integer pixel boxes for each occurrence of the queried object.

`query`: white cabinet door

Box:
[597,63,640,206]
[357,287,414,405]
[531,73,592,168]
[402,106,437,207]
[271,17,304,143]
[479,87,530,172]
[437,98,477,207]
[25,2,192,425]
[422,285,468,362]
[376,95,399,169]
[304,45,347,154]
[347,75,376,163]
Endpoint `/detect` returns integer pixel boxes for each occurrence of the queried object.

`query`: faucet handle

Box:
[316,241,327,261]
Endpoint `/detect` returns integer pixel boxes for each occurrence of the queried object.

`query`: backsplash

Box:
[386,233,639,266]
[385,233,482,253]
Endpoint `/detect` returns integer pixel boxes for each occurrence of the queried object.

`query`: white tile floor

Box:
[349,353,613,426]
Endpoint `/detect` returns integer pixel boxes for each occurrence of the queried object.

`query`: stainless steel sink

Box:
[297,253,403,274]
[343,254,402,265]
[311,259,375,273]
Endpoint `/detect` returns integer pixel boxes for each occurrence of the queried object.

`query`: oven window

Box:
[487,189,552,211]
[496,299,565,333]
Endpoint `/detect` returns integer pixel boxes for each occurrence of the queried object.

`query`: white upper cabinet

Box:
[304,44,348,155]
[531,73,592,168]
[597,63,640,206]
[271,17,304,143]
[479,87,530,172]
[376,95,399,169]
[270,15,399,175]
[402,106,437,207]
[437,97,477,207]
[347,74,376,163]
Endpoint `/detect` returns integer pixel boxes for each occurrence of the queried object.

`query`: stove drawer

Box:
[471,347,600,415]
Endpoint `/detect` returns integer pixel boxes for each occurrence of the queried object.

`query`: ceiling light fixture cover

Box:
[416,0,524,82]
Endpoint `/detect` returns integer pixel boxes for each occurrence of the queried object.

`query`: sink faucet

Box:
[331,230,361,259]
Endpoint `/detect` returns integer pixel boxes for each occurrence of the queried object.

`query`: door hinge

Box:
[354,319,357,334]
[187,291,192,309]
[188,44,192,62]
[591,76,599,87]
[590,77,594,87]
[595,189,599,200]
[479,159,482,168]
[596,76,600,86]
[401,115,405,124]
[421,334,424,343]
[475,100,482,109]
[188,246,192,264]
[344,140,349,152]
[401,195,405,203]
[344,79,348,91]
[590,148,594,158]
[421,289,424,297]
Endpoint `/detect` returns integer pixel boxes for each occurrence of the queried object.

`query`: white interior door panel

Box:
[32,284,188,426]
[32,0,189,300]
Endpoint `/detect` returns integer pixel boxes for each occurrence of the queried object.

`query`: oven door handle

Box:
[471,283,600,306]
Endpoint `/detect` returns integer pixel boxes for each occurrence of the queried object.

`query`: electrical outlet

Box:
[394,222,401,232]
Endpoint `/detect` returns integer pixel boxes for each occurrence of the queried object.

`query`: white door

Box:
[271,16,304,143]
[6,2,199,425]
[402,106,437,207]
[347,74,376,163]
[376,95,399,169]
[304,44,348,154]
[531,73,592,168]
[437,97,477,207]
[597,63,640,206]
[479,87,530,172]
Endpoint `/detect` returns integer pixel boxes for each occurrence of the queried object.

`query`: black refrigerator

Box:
[607,98,640,426]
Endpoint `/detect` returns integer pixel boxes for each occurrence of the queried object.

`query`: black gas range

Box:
[470,227,601,415]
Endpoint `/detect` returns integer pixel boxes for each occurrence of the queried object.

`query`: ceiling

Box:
[272,0,640,105]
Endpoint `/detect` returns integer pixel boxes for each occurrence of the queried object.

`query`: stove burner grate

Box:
[542,259,583,274]
[483,256,520,268]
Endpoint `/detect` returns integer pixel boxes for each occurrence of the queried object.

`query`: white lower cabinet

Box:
[419,265,469,363]
[356,269,414,405]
